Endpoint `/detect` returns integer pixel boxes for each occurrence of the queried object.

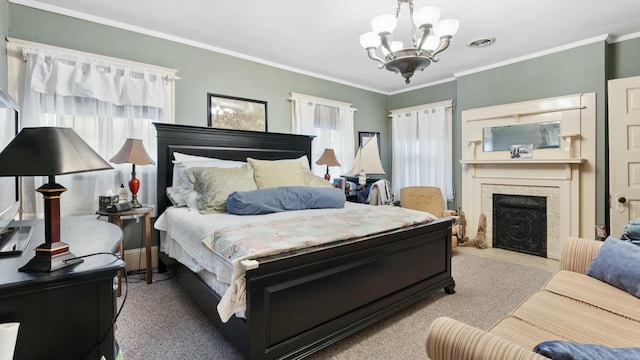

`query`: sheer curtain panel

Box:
[391,101,453,202]
[291,93,356,179]
[10,40,178,218]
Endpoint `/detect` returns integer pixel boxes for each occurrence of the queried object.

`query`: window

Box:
[291,93,356,179]
[391,100,453,202]
[7,39,178,218]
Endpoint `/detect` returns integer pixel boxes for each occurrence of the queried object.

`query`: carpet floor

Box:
[115,250,553,359]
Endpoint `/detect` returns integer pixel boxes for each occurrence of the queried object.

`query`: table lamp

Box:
[344,134,385,187]
[110,138,155,208]
[315,148,341,180]
[0,127,112,272]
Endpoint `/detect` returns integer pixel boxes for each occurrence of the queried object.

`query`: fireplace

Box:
[493,194,547,257]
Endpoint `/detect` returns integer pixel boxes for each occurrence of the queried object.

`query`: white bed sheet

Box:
[159,231,232,300]
[155,203,367,287]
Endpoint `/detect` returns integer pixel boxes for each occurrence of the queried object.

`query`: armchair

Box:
[400,186,458,247]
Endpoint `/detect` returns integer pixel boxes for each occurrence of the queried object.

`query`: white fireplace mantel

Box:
[460,93,597,259]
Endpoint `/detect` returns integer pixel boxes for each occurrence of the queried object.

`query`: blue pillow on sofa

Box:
[533,340,640,360]
[585,236,640,298]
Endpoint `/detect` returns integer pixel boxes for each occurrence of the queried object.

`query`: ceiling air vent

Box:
[467,37,496,48]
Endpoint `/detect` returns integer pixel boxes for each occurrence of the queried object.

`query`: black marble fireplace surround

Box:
[493,194,547,257]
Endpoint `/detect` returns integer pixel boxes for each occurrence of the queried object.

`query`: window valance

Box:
[21,49,173,108]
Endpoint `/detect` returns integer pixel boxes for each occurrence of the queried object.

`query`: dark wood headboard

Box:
[154,123,315,215]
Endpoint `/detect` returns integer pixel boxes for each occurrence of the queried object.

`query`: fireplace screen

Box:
[492,194,547,257]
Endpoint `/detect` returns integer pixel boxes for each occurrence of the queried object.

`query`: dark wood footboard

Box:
[246,217,454,359]
[161,217,454,359]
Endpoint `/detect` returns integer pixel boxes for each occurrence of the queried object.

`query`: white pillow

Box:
[166,186,199,209]
[281,155,311,170]
[171,157,245,188]
[173,152,217,162]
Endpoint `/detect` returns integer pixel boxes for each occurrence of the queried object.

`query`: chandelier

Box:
[359,0,459,84]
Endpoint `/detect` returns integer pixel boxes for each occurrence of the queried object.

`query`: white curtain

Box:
[291,94,355,180]
[19,48,176,218]
[392,105,453,202]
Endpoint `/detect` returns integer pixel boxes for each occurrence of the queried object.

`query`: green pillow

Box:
[247,158,306,189]
[188,164,257,213]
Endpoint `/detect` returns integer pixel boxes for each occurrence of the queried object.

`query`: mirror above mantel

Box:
[482,121,561,152]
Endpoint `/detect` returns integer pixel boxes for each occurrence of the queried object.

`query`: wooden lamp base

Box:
[19,242,83,272]
[19,178,83,272]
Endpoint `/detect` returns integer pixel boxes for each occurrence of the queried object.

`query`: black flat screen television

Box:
[0,87,32,256]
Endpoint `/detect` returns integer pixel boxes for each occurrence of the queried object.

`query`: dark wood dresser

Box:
[0,215,124,360]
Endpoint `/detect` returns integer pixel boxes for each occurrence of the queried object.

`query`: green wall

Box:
[609,37,640,79]
[458,42,608,224]
[7,4,391,170]
[0,0,8,89]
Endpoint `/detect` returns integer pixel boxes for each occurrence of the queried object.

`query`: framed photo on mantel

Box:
[207,93,268,131]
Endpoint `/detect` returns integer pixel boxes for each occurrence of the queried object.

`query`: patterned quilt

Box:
[204,206,437,322]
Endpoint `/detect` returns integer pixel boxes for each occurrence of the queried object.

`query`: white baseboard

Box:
[123,246,158,272]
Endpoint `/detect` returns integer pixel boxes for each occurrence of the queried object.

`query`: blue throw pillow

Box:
[227,186,345,215]
[585,236,640,298]
[533,340,640,360]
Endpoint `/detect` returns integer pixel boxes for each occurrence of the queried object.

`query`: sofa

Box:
[425,237,640,360]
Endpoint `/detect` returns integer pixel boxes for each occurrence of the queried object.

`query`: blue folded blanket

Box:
[534,340,640,360]
[623,223,640,237]
[227,186,345,215]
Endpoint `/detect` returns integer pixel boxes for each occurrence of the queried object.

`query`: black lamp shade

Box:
[0,127,112,176]
[0,127,112,272]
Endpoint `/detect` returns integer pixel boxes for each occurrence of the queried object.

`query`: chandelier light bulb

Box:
[360,32,381,49]
[435,19,460,37]
[371,14,397,34]
[424,35,439,51]
[412,6,440,27]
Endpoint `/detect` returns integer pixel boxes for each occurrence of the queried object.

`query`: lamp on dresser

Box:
[110,138,155,208]
[0,127,112,272]
[315,148,341,180]
[344,134,386,187]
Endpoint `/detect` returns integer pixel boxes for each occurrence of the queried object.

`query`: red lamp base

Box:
[129,173,142,208]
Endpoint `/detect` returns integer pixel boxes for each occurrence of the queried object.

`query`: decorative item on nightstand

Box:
[0,127,112,272]
[315,148,341,180]
[344,134,385,187]
[110,138,155,208]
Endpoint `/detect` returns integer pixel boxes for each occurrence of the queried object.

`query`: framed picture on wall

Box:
[207,93,268,131]
[359,131,381,154]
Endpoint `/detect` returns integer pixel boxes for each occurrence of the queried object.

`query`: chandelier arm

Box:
[380,33,396,59]
[415,25,433,55]
[430,36,452,61]
[366,48,386,68]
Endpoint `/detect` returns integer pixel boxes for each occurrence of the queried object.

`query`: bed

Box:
[153,123,455,360]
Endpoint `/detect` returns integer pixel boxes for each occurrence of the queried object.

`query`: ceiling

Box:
[12,0,640,94]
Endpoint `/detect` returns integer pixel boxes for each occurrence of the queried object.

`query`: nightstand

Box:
[0,215,123,360]
[96,206,153,295]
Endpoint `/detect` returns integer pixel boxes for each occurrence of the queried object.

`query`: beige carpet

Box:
[116,250,553,359]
